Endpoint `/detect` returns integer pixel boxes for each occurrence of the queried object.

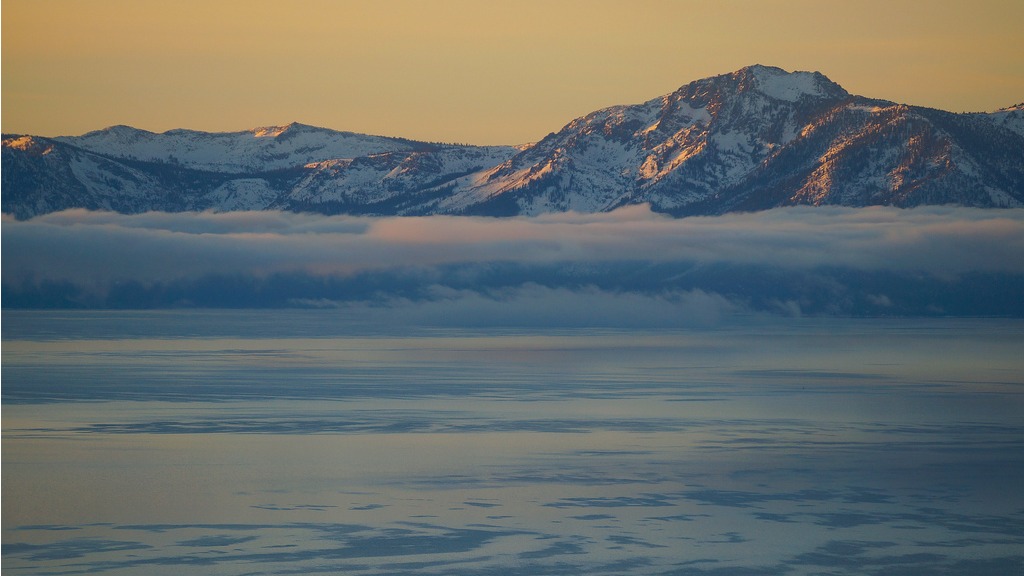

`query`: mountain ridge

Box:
[4,65,1023,219]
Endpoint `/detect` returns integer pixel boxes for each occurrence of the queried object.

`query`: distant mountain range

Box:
[4,65,1023,219]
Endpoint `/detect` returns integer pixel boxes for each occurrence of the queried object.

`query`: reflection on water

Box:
[3,311,1024,575]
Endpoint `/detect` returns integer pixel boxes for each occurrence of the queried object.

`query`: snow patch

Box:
[751,66,827,102]
[847,104,886,114]
[207,179,280,211]
[252,125,291,138]
[987,106,1024,137]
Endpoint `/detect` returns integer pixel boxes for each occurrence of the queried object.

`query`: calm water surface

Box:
[3,311,1023,575]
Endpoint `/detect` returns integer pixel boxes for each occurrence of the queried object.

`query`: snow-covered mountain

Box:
[450,65,1023,215]
[4,65,1022,219]
[55,122,424,172]
[2,129,518,219]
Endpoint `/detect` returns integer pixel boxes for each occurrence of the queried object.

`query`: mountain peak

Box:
[253,122,299,138]
[664,65,849,111]
[735,65,848,102]
[2,135,54,155]
[82,124,155,139]
[251,122,338,140]
[739,64,789,76]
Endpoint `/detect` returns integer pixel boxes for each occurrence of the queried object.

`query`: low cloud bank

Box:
[4,205,1024,319]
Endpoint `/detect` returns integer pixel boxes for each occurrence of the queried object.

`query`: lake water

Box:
[3,310,1023,575]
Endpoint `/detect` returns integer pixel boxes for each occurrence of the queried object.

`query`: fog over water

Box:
[4,206,1024,316]
[3,311,1023,575]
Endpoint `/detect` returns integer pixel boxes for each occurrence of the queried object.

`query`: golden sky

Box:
[3,0,1023,145]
